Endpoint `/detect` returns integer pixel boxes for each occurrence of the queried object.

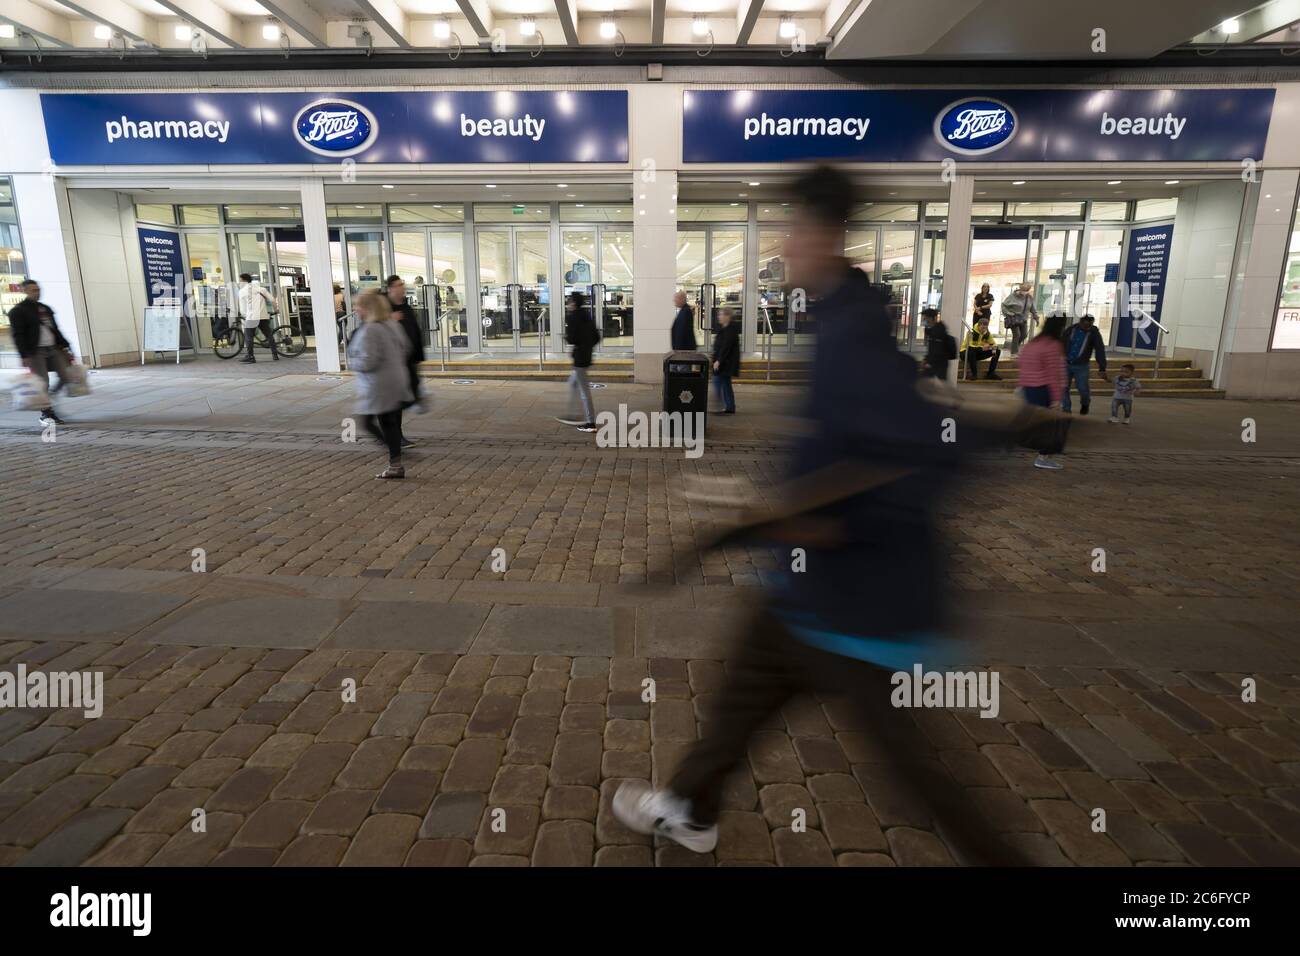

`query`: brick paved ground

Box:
[1,363,1298,866]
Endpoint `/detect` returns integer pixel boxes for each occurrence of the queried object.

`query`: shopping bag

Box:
[63,362,91,397]
[10,372,50,411]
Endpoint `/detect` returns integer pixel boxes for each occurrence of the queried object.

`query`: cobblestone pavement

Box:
[1,365,1298,866]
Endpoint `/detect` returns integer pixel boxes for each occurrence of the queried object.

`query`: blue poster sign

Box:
[137,226,185,305]
[1116,223,1175,351]
[41,90,630,165]
[683,88,1274,163]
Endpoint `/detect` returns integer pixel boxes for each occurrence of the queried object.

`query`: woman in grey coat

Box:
[347,291,413,479]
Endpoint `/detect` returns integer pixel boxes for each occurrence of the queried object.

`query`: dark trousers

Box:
[363,409,403,464]
[966,347,1000,378]
[1022,385,1068,455]
[1008,322,1027,355]
[244,320,280,360]
[712,374,735,412]
[669,608,1022,865]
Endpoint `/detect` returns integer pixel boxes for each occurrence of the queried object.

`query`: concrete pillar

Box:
[300,177,340,373]
[943,174,975,385]
[10,174,84,363]
[630,84,682,383]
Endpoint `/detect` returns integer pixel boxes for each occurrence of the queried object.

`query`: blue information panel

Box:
[41,90,630,165]
[137,226,185,304]
[682,88,1274,164]
[1116,223,1175,351]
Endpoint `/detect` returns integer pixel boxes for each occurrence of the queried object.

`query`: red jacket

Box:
[1017,335,1066,403]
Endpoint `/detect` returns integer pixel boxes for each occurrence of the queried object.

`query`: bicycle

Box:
[213,319,307,360]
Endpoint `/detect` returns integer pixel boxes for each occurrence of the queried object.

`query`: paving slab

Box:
[0,589,187,642]
[326,601,489,652]
[141,596,349,649]
[471,606,617,657]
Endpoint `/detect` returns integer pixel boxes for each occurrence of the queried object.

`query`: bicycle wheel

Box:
[271,324,306,357]
[213,328,244,360]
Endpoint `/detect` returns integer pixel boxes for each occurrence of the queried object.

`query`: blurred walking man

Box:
[613,166,1020,865]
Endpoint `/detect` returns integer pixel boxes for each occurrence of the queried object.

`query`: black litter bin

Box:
[664,350,710,435]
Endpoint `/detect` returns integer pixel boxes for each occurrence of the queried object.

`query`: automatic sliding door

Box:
[757,228,790,351]
[599,229,634,350]
[430,232,468,351]
[515,229,551,357]
[882,228,916,348]
[711,230,745,332]
[676,230,707,349]
[970,228,1031,337]
[392,230,430,348]
[478,230,514,350]
[183,232,226,348]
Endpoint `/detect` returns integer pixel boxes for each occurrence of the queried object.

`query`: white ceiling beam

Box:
[58,0,159,45]
[0,0,74,47]
[735,0,765,45]
[650,0,666,44]
[256,0,329,48]
[553,0,578,45]
[154,0,243,48]
[454,0,494,41]
[351,0,410,48]
[822,0,866,40]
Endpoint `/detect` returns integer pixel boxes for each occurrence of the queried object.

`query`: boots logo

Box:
[293,99,378,157]
[935,97,1017,155]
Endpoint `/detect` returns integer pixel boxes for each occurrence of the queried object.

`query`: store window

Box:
[1089,202,1129,222]
[327,204,384,222]
[1007,201,1085,219]
[225,204,302,221]
[1134,198,1178,221]
[388,203,465,223]
[474,203,550,223]
[756,204,796,222]
[1271,196,1300,349]
[0,177,27,337]
[179,205,220,226]
[559,204,632,222]
[136,203,176,224]
[851,203,919,222]
[678,204,745,222]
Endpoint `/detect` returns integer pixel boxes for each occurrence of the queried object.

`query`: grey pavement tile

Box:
[140,596,350,649]
[453,581,600,608]
[0,589,188,642]
[1077,619,1300,672]
[635,607,746,660]
[471,606,617,657]
[326,600,489,652]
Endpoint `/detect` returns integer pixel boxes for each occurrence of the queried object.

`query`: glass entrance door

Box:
[477,227,552,353]
[676,226,745,352]
[183,231,228,348]
[1034,228,1082,322]
[969,227,1032,338]
[562,225,635,352]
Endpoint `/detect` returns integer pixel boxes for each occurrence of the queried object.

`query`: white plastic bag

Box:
[11,372,50,411]
[63,362,90,397]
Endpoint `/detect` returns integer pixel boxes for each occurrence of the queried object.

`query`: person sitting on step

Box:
[961,318,1002,381]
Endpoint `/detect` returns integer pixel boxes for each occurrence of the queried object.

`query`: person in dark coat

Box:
[710,307,740,414]
[7,278,75,425]
[920,306,956,380]
[558,291,601,432]
[612,164,1021,866]
[386,275,425,448]
[670,290,697,351]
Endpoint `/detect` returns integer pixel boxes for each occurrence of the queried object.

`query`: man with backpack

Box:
[1060,313,1108,414]
[920,307,956,380]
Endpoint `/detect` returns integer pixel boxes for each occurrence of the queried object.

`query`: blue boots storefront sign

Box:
[293,99,378,158]
[934,97,1017,155]
[40,90,629,165]
[683,88,1274,163]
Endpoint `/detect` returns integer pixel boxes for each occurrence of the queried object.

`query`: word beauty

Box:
[1099,111,1188,140]
[460,113,548,142]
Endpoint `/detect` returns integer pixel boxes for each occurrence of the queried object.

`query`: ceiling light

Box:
[1165,180,1180,185]
[748,181,760,186]
[382,184,394,189]
[1221,17,1240,35]
[174,23,192,41]
[692,16,709,36]
[94,24,113,40]
[262,22,281,41]
[600,17,616,40]
[520,16,536,37]
[557,183,568,188]
[434,18,451,39]
[0,25,15,39]
[485,184,497,189]
[1012,180,1026,185]
[1107,180,1122,185]
[779,15,797,39]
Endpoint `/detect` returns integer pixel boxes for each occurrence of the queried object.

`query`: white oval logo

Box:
[293,99,379,158]
[934,97,1018,156]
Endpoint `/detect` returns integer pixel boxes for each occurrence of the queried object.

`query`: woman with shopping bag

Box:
[6,278,77,424]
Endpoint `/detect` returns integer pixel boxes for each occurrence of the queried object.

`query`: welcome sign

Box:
[40,90,629,165]
[683,88,1274,163]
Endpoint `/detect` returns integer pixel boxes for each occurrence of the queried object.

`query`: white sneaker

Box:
[1033,455,1064,471]
[1122,419,1132,425]
[1108,417,1119,423]
[612,780,718,853]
